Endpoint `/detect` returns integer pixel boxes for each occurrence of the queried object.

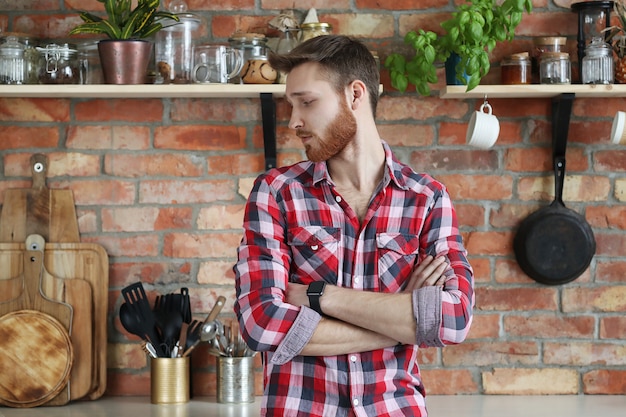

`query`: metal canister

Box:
[37,42,80,84]
[217,356,254,403]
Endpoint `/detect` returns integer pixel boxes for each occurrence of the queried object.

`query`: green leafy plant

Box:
[69,0,179,40]
[385,0,532,96]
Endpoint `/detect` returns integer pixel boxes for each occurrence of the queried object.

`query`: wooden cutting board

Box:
[0,153,80,243]
[0,241,108,401]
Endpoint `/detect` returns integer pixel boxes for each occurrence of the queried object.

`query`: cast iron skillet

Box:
[513,96,595,285]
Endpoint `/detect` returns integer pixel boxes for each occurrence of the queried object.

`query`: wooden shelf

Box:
[441,84,626,99]
[0,84,287,98]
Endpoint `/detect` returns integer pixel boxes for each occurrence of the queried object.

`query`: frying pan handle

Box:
[553,155,565,205]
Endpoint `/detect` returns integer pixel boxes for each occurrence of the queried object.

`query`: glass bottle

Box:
[582,37,614,84]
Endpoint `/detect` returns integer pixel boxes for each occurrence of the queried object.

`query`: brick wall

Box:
[1,0,625,397]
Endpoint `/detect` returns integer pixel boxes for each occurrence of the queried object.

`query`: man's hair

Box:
[268,35,380,117]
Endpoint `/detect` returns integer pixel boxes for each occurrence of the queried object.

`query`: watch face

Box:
[307,281,325,295]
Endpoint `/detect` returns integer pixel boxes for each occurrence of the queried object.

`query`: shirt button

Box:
[350,355,357,362]
[352,398,359,406]
[335,196,342,203]
[310,245,319,251]
[354,277,360,285]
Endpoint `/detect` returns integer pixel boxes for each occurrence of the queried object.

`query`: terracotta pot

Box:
[616,55,626,84]
[98,39,152,84]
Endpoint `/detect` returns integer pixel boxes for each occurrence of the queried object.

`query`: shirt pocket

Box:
[287,226,340,284]
[376,232,420,292]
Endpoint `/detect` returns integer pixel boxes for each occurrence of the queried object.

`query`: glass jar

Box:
[299,22,332,43]
[532,36,567,84]
[581,37,614,84]
[228,32,269,84]
[501,52,531,84]
[540,52,571,84]
[77,39,103,84]
[37,43,80,84]
[0,35,26,84]
[154,0,202,84]
[4,33,40,84]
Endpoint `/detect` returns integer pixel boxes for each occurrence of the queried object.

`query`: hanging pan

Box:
[513,96,595,285]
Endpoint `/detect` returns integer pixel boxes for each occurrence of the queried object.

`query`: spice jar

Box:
[0,35,26,84]
[581,37,614,84]
[37,43,80,84]
[540,52,571,84]
[532,36,567,84]
[501,52,531,84]
[299,22,332,43]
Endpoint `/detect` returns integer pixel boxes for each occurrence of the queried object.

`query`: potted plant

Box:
[603,0,626,83]
[384,0,533,96]
[69,0,179,84]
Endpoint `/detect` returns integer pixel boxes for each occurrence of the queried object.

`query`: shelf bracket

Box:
[551,93,575,159]
[260,92,277,170]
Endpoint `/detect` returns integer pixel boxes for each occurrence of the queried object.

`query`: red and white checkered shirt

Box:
[235,142,474,417]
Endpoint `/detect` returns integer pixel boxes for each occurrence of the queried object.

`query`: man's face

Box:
[285,62,357,162]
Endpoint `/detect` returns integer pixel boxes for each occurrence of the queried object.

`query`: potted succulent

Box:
[604,0,626,83]
[385,0,533,96]
[69,0,179,84]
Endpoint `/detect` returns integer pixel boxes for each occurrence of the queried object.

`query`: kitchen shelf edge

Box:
[441,84,626,98]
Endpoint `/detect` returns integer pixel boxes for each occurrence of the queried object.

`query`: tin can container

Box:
[501,52,531,84]
[150,357,190,404]
[217,356,254,403]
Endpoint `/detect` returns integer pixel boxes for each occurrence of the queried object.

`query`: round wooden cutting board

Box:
[0,309,73,407]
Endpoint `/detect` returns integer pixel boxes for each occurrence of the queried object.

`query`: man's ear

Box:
[348,80,367,110]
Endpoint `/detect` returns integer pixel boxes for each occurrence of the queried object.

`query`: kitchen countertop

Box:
[0,395,625,417]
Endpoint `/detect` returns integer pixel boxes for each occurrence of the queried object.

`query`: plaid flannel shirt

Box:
[234,141,474,417]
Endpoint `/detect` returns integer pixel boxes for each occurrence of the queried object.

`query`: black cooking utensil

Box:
[121,282,165,357]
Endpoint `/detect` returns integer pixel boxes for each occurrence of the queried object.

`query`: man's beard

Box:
[298,101,357,163]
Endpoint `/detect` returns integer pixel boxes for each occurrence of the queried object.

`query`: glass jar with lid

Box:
[501,52,531,84]
[229,32,269,83]
[0,35,26,84]
[299,22,332,43]
[37,42,80,84]
[77,39,103,84]
[540,52,571,84]
[532,36,567,84]
[581,37,614,84]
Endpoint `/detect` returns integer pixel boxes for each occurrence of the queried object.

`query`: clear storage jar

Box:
[37,43,80,84]
[581,37,614,84]
[540,52,571,84]
[77,39,103,84]
[532,36,567,84]
[229,32,269,83]
[0,35,26,84]
[501,52,531,84]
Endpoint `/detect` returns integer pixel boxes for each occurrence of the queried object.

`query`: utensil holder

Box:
[150,357,190,404]
[217,356,254,403]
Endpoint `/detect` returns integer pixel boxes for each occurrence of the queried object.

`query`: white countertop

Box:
[0,395,625,417]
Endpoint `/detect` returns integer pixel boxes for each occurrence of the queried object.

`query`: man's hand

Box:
[404,255,448,292]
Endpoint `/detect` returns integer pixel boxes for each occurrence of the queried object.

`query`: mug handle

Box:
[192,63,212,83]
[225,49,244,80]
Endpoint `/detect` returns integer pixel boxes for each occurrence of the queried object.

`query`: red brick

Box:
[106,371,150,396]
[562,286,626,313]
[476,287,558,311]
[544,342,626,366]
[596,260,626,283]
[3,152,99,177]
[109,262,191,287]
[464,231,512,256]
[210,14,272,38]
[490,203,538,229]
[96,235,160,258]
[198,261,235,285]
[483,368,579,394]
[102,207,193,232]
[379,124,434,147]
[356,0,446,10]
[14,14,81,39]
[467,314,500,339]
[65,0,104,12]
[170,98,260,123]
[139,180,236,204]
[0,98,69,122]
[443,341,539,367]
[438,174,513,200]
[466,257,490,284]
[163,232,242,258]
[583,369,626,394]
[197,204,246,230]
[517,175,610,202]
[67,125,151,150]
[154,125,247,150]
[410,149,499,173]
[377,95,468,121]
[188,0,255,10]
[600,317,626,339]
[455,203,485,228]
[594,150,626,172]
[421,369,478,394]
[206,153,265,175]
[105,154,204,177]
[0,126,59,149]
[495,259,540,284]
[74,99,163,122]
[505,314,595,338]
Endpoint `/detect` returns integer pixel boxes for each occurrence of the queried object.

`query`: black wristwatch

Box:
[307,281,326,315]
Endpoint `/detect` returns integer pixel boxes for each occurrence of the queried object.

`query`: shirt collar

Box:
[310,140,410,190]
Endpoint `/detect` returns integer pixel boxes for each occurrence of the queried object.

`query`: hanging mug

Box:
[192,45,243,84]
[466,102,500,148]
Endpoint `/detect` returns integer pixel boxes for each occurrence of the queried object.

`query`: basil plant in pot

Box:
[69,0,179,84]
[385,0,533,96]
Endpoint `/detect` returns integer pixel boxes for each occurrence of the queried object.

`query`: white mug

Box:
[192,45,243,84]
[611,111,626,145]
[466,102,500,148]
